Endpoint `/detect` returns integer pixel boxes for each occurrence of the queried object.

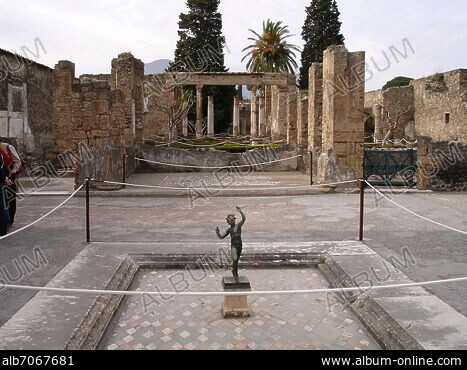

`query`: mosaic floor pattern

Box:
[100,269,379,350]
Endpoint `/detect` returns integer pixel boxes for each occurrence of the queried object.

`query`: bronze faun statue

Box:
[216,206,246,282]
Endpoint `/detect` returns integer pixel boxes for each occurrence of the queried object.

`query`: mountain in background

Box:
[144,59,172,74]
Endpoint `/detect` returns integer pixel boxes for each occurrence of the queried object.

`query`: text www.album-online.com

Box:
[321,356,462,366]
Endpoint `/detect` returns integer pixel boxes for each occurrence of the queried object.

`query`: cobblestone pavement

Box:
[100,269,379,350]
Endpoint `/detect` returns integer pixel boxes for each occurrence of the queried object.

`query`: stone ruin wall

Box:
[417,137,467,191]
[0,48,54,164]
[413,69,467,142]
[52,61,126,185]
[364,86,415,141]
[414,69,467,191]
[364,90,382,108]
[382,85,415,140]
[2,43,464,191]
[142,75,171,141]
[48,53,146,185]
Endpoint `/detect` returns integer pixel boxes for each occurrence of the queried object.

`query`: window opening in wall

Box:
[444,113,450,124]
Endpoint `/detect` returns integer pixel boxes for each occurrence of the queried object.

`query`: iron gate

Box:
[364,148,417,187]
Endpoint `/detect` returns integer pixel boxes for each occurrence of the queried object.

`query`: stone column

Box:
[258,94,266,137]
[270,86,278,139]
[250,86,258,138]
[271,85,288,141]
[111,53,145,151]
[265,85,272,136]
[374,104,383,141]
[207,95,214,137]
[320,46,365,181]
[196,85,204,138]
[297,91,308,151]
[233,97,240,136]
[182,111,189,137]
[52,61,76,155]
[286,77,297,147]
[308,63,323,153]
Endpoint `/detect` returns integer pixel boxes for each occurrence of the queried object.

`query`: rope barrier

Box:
[365,181,467,236]
[135,154,303,169]
[0,184,85,241]
[92,179,357,191]
[149,139,285,149]
[1,276,466,298]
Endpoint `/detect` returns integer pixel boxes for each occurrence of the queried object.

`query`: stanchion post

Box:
[86,177,91,243]
[309,152,313,186]
[359,179,366,242]
[122,153,126,189]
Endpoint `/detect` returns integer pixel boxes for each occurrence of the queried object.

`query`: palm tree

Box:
[242,19,300,73]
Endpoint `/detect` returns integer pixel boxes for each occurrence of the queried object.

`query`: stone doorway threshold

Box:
[0,241,465,350]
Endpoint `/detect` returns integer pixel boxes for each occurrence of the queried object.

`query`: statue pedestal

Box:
[221,277,251,318]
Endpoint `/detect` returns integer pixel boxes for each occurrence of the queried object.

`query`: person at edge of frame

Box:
[0,141,22,226]
[0,150,13,236]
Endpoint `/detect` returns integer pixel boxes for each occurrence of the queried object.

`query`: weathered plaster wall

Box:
[414,69,467,142]
[0,48,54,161]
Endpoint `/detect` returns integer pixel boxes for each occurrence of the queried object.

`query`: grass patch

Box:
[146,139,283,153]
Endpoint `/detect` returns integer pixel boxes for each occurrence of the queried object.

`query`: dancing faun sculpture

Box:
[216,206,246,283]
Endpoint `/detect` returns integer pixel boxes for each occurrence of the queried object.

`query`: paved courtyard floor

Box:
[1,173,466,348]
[100,269,379,350]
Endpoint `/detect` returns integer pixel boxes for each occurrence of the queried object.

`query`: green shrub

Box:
[429,72,445,83]
[382,76,414,90]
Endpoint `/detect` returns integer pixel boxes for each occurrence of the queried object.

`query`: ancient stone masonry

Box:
[383,86,414,141]
[142,74,170,139]
[265,85,272,136]
[417,137,467,191]
[364,86,415,141]
[286,76,298,148]
[52,61,75,157]
[318,46,365,182]
[0,48,54,162]
[307,63,323,181]
[111,53,145,163]
[271,85,289,141]
[413,69,467,142]
[250,86,258,138]
[239,100,251,136]
[296,91,308,152]
[52,60,126,186]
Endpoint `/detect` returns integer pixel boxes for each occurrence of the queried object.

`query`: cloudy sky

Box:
[1,0,466,90]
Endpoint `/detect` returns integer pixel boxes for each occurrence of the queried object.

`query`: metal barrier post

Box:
[122,153,127,189]
[309,152,313,185]
[86,178,90,243]
[359,179,366,242]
